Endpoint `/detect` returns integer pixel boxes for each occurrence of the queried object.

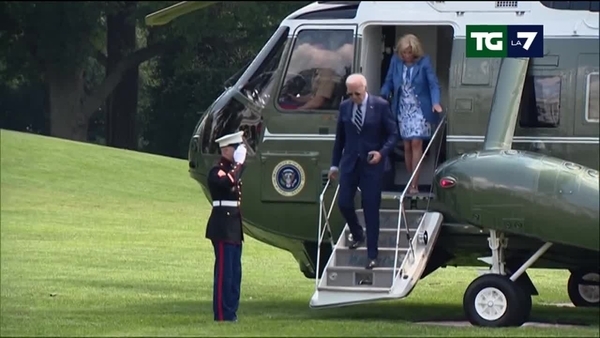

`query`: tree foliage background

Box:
[0,1,309,158]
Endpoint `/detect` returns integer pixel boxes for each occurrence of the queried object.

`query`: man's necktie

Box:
[353,105,363,134]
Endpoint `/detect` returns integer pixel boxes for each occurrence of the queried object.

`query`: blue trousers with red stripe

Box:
[212,240,242,321]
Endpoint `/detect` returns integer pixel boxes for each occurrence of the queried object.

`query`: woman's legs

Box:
[403,140,412,174]
[409,139,423,193]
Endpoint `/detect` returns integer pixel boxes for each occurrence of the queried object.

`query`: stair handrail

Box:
[391,114,447,288]
[315,178,339,290]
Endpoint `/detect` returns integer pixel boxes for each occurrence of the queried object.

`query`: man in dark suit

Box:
[205,130,247,322]
[328,73,398,269]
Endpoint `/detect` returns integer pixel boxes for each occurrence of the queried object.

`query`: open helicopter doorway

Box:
[360,24,454,193]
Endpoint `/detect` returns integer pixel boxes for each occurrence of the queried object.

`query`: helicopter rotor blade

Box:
[145,1,219,26]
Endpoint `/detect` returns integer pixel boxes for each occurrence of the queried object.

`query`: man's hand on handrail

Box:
[328,166,339,180]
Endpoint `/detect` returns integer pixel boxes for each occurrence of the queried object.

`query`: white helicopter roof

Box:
[282,1,599,38]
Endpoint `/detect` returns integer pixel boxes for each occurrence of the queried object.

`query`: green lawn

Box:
[1,129,598,337]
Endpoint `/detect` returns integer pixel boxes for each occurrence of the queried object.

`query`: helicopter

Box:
[146,1,599,327]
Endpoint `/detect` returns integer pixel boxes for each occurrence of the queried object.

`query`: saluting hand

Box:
[233,144,247,164]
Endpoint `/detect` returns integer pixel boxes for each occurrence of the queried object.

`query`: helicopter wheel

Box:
[464,230,543,327]
[463,274,529,327]
[567,270,600,307]
[504,267,533,323]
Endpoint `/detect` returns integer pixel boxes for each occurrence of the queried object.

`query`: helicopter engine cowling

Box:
[433,149,599,252]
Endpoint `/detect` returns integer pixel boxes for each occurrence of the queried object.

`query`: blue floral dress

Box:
[397,65,432,141]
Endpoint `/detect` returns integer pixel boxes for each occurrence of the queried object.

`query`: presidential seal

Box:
[272,160,305,197]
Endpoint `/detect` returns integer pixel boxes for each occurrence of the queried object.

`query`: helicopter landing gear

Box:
[567,269,600,307]
[463,230,552,327]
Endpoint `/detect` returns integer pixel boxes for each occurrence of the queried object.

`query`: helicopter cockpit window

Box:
[199,97,247,155]
[518,75,561,128]
[277,29,354,112]
[240,27,290,107]
[586,72,599,122]
[235,27,290,154]
[198,27,291,156]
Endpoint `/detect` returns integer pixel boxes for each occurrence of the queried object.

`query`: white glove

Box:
[233,144,247,164]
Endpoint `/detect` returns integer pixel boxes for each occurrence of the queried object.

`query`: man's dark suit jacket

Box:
[331,94,398,175]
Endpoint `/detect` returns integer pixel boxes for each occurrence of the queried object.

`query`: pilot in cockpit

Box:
[279,32,352,110]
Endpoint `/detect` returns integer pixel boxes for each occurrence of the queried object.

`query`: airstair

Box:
[310,116,446,308]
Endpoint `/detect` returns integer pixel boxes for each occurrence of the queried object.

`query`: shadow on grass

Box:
[64,280,599,327]
[288,300,598,327]
[98,296,599,327]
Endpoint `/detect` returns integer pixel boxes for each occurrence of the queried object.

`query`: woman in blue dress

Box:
[380,34,443,194]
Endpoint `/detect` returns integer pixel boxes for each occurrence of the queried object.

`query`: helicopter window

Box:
[540,1,599,11]
[236,27,290,152]
[241,27,290,105]
[198,27,291,156]
[277,29,354,112]
[518,75,561,128]
[586,72,599,122]
[199,98,248,155]
[198,94,264,156]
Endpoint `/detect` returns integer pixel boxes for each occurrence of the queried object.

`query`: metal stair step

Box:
[311,211,445,308]
[335,247,407,268]
[343,228,416,248]
[317,285,391,293]
[355,209,425,230]
[324,266,398,288]
[381,191,435,200]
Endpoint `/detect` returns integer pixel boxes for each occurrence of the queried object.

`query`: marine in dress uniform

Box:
[205,131,247,322]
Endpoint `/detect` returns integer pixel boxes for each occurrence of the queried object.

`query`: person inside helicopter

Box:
[278,31,353,110]
[279,44,338,110]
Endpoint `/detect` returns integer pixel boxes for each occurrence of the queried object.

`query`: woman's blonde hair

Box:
[396,34,424,59]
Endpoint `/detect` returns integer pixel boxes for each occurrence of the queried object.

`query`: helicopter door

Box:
[572,53,599,169]
[260,24,358,203]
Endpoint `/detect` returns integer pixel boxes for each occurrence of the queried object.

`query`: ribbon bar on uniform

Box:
[212,200,240,207]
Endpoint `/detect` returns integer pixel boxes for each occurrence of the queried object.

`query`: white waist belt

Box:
[212,200,239,207]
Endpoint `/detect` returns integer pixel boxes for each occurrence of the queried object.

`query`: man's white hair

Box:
[345,73,367,87]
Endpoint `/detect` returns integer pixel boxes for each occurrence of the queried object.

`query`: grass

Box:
[0,128,598,337]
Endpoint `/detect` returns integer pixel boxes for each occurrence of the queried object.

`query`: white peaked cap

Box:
[215,131,244,148]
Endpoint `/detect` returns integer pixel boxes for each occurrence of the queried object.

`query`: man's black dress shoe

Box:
[347,232,365,249]
[365,259,378,269]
